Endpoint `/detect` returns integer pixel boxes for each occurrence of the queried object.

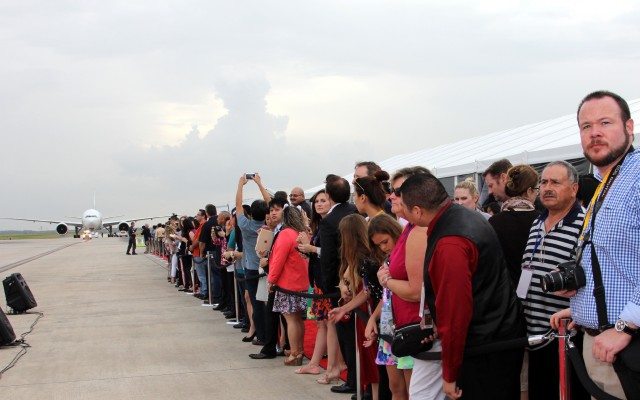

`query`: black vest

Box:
[424,203,524,348]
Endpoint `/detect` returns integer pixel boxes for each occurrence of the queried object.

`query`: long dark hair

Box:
[338,214,370,294]
[309,189,327,234]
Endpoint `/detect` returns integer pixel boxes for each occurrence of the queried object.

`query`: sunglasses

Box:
[390,187,402,197]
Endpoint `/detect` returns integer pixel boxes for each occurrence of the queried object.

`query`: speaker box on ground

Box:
[3,273,37,313]
[0,308,16,345]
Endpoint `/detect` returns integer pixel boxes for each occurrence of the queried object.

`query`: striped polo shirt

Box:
[521,201,584,346]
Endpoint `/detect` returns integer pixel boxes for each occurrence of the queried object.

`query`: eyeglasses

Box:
[390,187,402,197]
[289,194,301,198]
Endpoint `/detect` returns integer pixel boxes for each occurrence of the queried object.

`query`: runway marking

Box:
[0,243,78,274]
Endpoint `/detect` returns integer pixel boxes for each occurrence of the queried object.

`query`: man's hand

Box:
[593,328,632,363]
[259,257,268,268]
[443,380,462,399]
[239,175,248,186]
[252,172,262,186]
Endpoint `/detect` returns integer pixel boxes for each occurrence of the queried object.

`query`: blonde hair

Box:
[455,177,479,197]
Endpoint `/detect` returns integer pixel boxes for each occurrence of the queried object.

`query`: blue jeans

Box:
[193,256,207,296]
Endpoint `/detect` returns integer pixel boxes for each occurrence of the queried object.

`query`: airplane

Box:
[1,195,169,238]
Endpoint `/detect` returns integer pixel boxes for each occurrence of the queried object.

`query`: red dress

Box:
[355,284,379,386]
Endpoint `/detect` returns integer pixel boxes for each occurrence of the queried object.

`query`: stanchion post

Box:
[355,313,361,400]
[558,318,571,400]
[207,254,213,306]
[226,262,240,325]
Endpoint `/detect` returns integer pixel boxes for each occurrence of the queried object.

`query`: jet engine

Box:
[118,222,130,232]
[56,223,68,235]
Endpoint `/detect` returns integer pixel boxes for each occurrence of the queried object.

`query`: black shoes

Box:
[331,384,357,394]
[233,323,246,329]
[212,303,226,311]
[242,334,256,342]
[241,326,250,333]
[252,338,266,346]
[126,253,130,255]
[249,353,276,360]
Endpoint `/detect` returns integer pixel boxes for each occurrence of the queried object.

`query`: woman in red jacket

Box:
[267,206,310,366]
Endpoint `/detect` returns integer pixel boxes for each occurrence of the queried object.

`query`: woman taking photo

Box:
[266,206,310,366]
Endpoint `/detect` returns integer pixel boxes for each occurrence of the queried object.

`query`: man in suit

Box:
[126,222,137,255]
[320,175,358,394]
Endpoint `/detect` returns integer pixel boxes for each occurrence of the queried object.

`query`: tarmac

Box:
[0,238,340,399]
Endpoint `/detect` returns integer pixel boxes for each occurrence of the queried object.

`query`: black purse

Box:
[389,293,433,357]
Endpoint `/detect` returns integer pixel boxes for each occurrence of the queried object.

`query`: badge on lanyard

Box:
[516,265,534,299]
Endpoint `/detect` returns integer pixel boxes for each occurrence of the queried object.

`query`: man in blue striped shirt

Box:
[552,91,638,399]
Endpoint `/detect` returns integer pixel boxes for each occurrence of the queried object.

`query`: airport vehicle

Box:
[2,201,168,238]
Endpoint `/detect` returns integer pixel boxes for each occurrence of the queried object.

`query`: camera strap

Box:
[580,146,633,330]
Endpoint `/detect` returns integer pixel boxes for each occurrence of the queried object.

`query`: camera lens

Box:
[541,271,564,293]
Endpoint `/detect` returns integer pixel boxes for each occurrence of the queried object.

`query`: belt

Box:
[577,325,605,337]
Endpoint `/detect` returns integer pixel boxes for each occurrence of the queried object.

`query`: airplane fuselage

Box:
[82,209,103,231]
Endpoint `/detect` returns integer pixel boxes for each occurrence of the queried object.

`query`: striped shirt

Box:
[522,201,584,342]
[571,149,640,329]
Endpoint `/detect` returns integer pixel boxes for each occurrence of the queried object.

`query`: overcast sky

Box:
[2,0,640,230]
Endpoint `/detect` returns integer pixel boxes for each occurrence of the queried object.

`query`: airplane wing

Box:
[102,215,171,227]
[0,217,84,227]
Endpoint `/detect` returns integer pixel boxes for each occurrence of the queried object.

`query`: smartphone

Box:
[245,173,255,179]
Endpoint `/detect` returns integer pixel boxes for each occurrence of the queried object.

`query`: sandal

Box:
[316,373,341,384]
[294,365,322,375]
[284,352,303,366]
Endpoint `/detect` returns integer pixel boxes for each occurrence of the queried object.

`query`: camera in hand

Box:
[541,261,586,293]
[245,173,255,179]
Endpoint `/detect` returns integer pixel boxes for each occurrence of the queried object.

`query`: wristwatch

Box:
[615,319,639,336]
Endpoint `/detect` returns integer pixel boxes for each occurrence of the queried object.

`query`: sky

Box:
[1,0,640,230]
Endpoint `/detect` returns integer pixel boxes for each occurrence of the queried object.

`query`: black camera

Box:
[541,261,586,293]
[245,173,255,179]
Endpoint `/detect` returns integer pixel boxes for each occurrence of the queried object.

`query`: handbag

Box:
[256,275,269,302]
[391,322,433,357]
[389,292,433,357]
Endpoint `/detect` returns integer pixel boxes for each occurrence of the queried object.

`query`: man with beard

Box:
[551,91,639,399]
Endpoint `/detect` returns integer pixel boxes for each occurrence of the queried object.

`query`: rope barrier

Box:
[272,285,341,299]
[566,341,622,400]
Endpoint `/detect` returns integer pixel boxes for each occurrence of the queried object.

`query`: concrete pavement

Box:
[0,238,338,399]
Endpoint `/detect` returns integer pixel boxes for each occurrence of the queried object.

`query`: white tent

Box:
[305,98,640,197]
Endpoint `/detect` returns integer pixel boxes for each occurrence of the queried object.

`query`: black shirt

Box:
[199,216,221,258]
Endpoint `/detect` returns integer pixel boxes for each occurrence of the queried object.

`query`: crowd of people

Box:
[133,90,639,400]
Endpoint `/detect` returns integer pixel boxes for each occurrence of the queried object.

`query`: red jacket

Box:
[268,228,309,292]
